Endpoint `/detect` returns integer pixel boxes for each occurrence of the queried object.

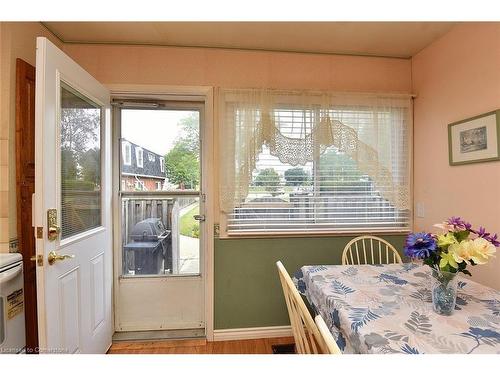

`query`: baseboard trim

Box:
[213,325,292,341]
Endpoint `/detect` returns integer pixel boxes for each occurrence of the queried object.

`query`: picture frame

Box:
[448,109,500,166]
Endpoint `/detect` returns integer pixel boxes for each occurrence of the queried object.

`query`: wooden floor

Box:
[108,337,295,354]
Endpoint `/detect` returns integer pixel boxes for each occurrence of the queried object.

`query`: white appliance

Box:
[0,253,26,354]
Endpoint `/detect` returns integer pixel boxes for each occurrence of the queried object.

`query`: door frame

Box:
[15,58,38,352]
[108,84,215,341]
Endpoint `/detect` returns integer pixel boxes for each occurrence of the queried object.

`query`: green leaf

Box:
[461,269,472,276]
[455,230,470,242]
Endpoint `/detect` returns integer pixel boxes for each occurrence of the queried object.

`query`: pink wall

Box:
[62,44,411,92]
[412,23,500,289]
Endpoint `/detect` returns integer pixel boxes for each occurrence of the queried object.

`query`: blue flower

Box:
[404,232,437,259]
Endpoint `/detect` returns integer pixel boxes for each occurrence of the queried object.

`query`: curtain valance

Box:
[218,88,413,215]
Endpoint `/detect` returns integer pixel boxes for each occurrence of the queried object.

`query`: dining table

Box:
[293,263,500,354]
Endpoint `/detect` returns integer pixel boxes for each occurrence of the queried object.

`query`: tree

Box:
[176,113,200,154]
[318,149,365,192]
[165,143,199,189]
[80,148,100,187]
[164,113,200,189]
[254,168,281,192]
[284,167,309,186]
[60,107,101,189]
[61,108,100,159]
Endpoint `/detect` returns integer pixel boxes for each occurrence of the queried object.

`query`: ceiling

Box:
[43,22,456,58]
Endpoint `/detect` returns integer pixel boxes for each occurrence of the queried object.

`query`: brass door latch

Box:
[47,208,60,241]
[30,254,44,266]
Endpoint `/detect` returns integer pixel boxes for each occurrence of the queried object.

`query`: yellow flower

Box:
[437,233,458,248]
[469,237,496,265]
[439,251,458,270]
[449,240,474,264]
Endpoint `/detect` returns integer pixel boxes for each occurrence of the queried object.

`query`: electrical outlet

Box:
[416,202,425,218]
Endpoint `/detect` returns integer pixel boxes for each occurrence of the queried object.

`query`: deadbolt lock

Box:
[47,208,61,241]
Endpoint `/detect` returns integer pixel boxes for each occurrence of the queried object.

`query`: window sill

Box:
[218,229,411,240]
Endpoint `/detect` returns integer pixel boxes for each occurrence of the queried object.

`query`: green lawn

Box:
[179,204,199,238]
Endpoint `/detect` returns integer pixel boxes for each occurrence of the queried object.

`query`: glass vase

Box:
[430,268,458,315]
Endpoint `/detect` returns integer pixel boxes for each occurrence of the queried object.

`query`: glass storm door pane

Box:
[60,82,102,239]
[120,109,201,276]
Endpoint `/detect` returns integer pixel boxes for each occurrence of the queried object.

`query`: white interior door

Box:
[34,37,112,353]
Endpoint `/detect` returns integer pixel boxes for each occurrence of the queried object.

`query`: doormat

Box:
[271,343,296,354]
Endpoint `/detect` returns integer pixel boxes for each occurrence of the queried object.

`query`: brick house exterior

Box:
[121,139,166,191]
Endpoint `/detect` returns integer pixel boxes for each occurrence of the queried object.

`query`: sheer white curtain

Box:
[218,88,412,217]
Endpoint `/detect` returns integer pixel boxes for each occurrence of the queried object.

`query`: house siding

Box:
[121,139,164,179]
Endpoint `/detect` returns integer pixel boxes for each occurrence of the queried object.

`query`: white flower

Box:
[470,237,496,264]
[449,238,496,265]
[449,240,474,264]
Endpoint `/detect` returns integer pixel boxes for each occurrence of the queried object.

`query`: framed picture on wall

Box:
[448,109,500,166]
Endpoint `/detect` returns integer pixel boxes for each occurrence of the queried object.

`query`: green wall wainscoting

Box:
[214,235,407,330]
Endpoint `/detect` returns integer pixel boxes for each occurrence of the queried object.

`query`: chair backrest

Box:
[314,315,342,354]
[342,235,402,265]
[276,261,341,354]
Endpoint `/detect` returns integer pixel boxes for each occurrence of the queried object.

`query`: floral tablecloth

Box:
[293,263,500,354]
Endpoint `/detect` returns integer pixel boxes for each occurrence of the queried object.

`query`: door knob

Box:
[48,251,74,265]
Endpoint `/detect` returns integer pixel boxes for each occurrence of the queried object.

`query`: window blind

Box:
[224,103,411,234]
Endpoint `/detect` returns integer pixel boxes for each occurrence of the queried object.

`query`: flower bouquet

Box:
[404,217,498,315]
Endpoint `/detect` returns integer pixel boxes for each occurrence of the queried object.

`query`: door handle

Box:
[48,251,75,265]
[193,214,206,222]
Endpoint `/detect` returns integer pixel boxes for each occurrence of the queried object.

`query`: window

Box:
[121,180,126,191]
[122,141,131,166]
[60,82,102,239]
[219,89,412,235]
[148,152,155,162]
[136,147,143,168]
[159,157,164,173]
[134,180,144,191]
[156,181,162,190]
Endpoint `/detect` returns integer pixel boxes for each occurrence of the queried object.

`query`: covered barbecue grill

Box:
[124,218,172,275]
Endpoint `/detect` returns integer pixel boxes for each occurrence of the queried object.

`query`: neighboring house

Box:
[121,139,166,191]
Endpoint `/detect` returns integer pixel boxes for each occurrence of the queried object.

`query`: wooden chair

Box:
[315,315,342,354]
[342,235,402,265]
[276,261,341,354]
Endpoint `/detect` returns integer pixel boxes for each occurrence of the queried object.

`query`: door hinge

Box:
[36,227,43,239]
[201,193,206,203]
